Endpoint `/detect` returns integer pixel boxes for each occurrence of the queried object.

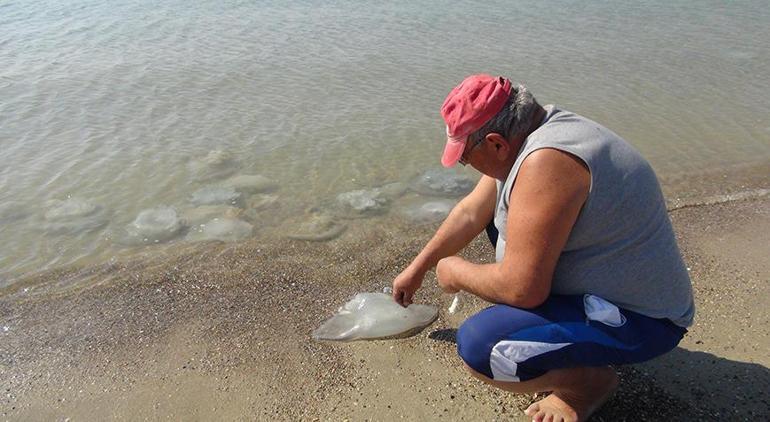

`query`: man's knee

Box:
[456,304,550,379]
[456,316,495,379]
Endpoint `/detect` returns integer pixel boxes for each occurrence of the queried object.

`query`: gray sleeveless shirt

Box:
[494,105,695,327]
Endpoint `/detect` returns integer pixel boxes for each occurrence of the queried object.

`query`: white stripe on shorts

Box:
[489,341,572,381]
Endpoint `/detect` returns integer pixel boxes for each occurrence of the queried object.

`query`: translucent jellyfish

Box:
[115,206,184,245]
[377,182,409,200]
[312,293,438,341]
[186,217,253,242]
[44,198,97,220]
[43,198,108,234]
[187,150,237,182]
[246,194,278,211]
[190,186,241,206]
[287,213,346,242]
[243,194,279,221]
[181,205,243,227]
[412,169,475,197]
[399,199,457,225]
[221,174,277,194]
[336,189,390,217]
[0,201,28,223]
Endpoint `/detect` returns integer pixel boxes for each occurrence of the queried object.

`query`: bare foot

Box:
[524,367,619,422]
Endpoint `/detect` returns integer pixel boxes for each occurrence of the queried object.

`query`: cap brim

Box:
[441,137,466,168]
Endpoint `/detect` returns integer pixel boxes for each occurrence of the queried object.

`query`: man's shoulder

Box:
[514,148,591,209]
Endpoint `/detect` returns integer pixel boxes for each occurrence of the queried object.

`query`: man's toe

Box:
[525,402,540,416]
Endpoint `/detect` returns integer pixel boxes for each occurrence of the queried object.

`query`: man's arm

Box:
[436,148,590,308]
[392,175,497,306]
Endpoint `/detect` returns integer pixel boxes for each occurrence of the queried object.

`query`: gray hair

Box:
[468,83,539,144]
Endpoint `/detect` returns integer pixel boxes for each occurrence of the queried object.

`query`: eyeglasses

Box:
[458,137,483,166]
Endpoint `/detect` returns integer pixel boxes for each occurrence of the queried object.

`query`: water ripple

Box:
[0,0,768,284]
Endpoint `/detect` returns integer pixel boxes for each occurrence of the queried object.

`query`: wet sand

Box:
[1,165,769,421]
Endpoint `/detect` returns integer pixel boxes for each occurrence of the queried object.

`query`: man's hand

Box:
[392,266,425,307]
[391,177,497,307]
[436,256,461,294]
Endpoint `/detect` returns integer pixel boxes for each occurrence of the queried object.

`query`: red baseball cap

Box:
[440,74,512,167]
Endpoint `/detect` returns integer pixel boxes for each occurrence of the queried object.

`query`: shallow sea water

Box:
[1,0,769,286]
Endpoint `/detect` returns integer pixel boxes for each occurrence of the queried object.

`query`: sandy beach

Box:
[1,164,768,421]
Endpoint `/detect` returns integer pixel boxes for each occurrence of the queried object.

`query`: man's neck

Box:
[494,104,547,181]
[510,104,547,151]
[524,104,547,139]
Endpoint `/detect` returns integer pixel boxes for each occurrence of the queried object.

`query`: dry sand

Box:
[1,165,768,421]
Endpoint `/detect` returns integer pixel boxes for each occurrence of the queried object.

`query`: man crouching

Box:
[392,74,694,422]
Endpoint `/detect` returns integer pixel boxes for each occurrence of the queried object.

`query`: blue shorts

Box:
[456,294,686,382]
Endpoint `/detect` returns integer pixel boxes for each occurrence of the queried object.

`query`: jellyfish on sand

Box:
[243,194,279,221]
[181,205,243,227]
[377,182,409,199]
[187,150,237,182]
[399,199,457,225]
[0,201,28,223]
[412,169,475,197]
[115,206,184,245]
[186,217,253,242]
[43,198,108,234]
[286,212,346,242]
[221,174,277,194]
[336,189,390,217]
[313,293,438,341]
[190,186,241,206]
[246,194,278,210]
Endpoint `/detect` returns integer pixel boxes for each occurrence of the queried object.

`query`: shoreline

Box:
[1,164,769,420]
[1,160,769,295]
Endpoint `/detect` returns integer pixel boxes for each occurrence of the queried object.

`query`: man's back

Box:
[494,105,694,326]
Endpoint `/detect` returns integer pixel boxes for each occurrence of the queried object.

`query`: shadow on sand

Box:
[428,329,769,421]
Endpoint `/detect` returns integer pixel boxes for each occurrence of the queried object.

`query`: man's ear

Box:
[485,133,510,160]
